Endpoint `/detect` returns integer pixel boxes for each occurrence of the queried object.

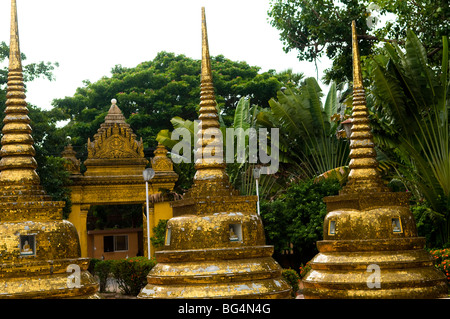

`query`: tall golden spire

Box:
[138,7,291,299]
[340,20,387,194]
[301,21,448,299]
[193,7,227,183]
[0,0,39,185]
[0,0,99,299]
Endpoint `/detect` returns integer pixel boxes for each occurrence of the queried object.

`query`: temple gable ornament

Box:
[88,124,145,159]
[87,99,145,160]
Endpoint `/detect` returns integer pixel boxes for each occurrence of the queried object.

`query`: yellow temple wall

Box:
[143,201,173,258]
[62,102,177,260]
[68,203,89,257]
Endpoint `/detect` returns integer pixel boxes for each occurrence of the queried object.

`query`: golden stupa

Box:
[301,21,448,299]
[0,0,99,298]
[137,8,291,299]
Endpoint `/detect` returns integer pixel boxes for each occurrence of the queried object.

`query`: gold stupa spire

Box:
[0,0,39,185]
[0,0,99,298]
[138,8,291,299]
[193,7,227,183]
[301,21,448,299]
[340,20,387,194]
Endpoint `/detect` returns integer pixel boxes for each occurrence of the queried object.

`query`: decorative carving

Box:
[61,144,81,175]
[151,143,173,171]
[87,100,145,160]
[88,124,144,159]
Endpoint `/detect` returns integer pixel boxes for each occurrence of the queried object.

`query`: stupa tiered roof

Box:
[301,21,448,299]
[137,8,291,299]
[0,0,98,298]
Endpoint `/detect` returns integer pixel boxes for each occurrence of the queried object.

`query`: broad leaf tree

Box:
[54,51,303,162]
[268,0,449,84]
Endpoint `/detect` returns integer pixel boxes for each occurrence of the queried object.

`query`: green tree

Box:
[260,178,341,265]
[268,0,449,84]
[53,51,303,164]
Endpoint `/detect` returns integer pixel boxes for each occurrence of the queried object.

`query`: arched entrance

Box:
[62,100,178,258]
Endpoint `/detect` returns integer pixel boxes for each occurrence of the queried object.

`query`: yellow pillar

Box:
[68,203,90,257]
[154,201,173,221]
[79,205,90,257]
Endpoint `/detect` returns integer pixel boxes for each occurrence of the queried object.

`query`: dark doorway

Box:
[87,204,143,231]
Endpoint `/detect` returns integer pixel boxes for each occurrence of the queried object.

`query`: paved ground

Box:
[97,277,137,299]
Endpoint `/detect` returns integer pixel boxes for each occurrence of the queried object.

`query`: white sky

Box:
[0,0,331,110]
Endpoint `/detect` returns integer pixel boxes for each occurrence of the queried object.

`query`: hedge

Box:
[90,257,156,295]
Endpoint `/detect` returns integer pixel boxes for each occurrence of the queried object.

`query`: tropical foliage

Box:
[90,257,156,295]
[281,268,300,298]
[257,77,349,180]
[367,31,449,246]
[260,177,341,266]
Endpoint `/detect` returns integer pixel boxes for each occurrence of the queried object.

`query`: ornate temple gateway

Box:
[301,21,448,299]
[62,99,177,258]
[0,0,98,298]
[137,8,291,299]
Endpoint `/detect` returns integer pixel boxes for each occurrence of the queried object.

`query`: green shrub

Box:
[411,201,447,248]
[110,257,156,296]
[88,258,100,275]
[150,219,168,249]
[299,262,311,279]
[94,260,114,293]
[261,178,341,264]
[428,248,450,288]
[282,268,300,298]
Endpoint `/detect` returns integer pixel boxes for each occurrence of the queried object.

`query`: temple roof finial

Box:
[104,98,127,125]
[352,21,363,88]
[9,0,22,72]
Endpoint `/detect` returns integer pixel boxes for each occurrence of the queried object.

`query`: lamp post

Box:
[253,168,261,215]
[143,168,155,259]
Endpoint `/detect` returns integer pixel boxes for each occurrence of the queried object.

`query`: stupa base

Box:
[303,247,448,299]
[0,270,100,299]
[138,279,291,299]
[138,246,291,299]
